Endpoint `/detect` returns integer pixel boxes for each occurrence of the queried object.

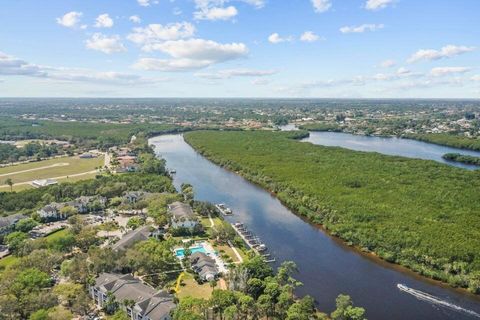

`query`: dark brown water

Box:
[150,134,480,320]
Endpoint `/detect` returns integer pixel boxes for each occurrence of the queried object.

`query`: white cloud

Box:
[151,39,247,60]
[430,67,471,77]
[380,59,396,68]
[133,39,248,71]
[127,22,196,50]
[311,0,332,13]
[471,75,480,82]
[195,68,276,79]
[407,45,475,63]
[85,33,127,54]
[129,15,142,24]
[94,14,114,28]
[251,78,270,85]
[396,67,411,75]
[365,0,395,11]
[138,0,151,6]
[56,11,83,28]
[242,0,266,8]
[194,6,238,21]
[133,58,212,72]
[192,0,264,21]
[268,33,292,44]
[0,51,161,86]
[300,31,321,42]
[340,24,384,33]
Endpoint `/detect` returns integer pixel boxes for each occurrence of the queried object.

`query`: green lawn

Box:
[176,272,218,300]
[0,155,103,191]
[0,255,19,271]
[45,228,69,241]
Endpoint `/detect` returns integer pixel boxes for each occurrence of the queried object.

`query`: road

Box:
[0,162,70,178]
[0,169,98,189]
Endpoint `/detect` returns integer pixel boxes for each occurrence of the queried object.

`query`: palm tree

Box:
[4,178,13,192]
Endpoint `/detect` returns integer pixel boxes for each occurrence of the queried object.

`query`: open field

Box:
[176,272,218,300]
[0,155,103,191]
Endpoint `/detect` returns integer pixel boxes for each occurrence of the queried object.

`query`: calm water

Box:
[301,131,480,170]
[150,134,480,320]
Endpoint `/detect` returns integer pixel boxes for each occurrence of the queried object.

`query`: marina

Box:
[231,222,275,263]
[215,203,233,216]
[151,134,480,320]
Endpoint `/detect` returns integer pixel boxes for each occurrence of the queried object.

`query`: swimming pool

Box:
[175,245,207,258]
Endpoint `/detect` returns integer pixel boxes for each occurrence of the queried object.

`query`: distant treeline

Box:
[299,122,342,132]
[0,118,188,149]
[443,153,480,166]
[405,133,480,151]
[0,142,67,164]
[185,130,480,293]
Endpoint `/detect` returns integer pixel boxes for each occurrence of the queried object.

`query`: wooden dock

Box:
[231,222,275,263]
[215,204,233,216]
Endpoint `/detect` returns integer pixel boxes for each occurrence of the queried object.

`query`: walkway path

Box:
[228,240,244,264]
[209,214,243,264]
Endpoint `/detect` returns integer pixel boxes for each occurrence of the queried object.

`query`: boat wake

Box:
[397,284,480,318]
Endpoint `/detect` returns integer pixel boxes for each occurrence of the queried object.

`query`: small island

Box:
[442,153,480,166]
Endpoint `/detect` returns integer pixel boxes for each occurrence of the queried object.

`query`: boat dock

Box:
[215,203,233,216]
[231,222,275,263]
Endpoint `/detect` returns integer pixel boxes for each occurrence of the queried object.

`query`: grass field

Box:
[176,272,218,300]
[0,255,18,271]
[0,155,103,191]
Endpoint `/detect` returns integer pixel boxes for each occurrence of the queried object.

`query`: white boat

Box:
[397,284,480,318]
[215,203,233,215]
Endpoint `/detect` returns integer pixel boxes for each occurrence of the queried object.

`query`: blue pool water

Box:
[175,246,206,257]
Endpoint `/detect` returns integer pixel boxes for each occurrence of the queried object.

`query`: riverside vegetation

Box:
[184,130,480,293]
[442,153,480,166]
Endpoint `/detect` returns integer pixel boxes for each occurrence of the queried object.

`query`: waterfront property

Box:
[89,272,175,320]
[168,202,199,229]
[174,241,228,275]
[190,252,219,282]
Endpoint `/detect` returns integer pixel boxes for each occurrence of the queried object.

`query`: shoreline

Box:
[181,133,480,300]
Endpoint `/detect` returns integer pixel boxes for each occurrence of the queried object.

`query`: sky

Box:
[0,0,479,98]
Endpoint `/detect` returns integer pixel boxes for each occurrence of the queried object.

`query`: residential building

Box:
[168,202,198,229]
[190,252,219,282]
[0,213,27,235]
[111,225,152,251]
[89,273,175,320]
[37,203,65,220]
[124,191,149,204]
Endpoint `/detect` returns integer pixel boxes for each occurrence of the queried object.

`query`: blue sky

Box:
[0,0,479,98]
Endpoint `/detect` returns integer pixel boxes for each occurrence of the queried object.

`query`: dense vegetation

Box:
[405,133,480,151]
[0,173,175,215]
[442,153,480,166]
[0,118,186,149]
[299,123,341,132]
[0,142,68,164]
[185,130,480,293]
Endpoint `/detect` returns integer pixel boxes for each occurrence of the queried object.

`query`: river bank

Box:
[151,133,480,320]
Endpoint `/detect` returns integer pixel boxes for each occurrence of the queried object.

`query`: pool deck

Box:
[174,241,228,274]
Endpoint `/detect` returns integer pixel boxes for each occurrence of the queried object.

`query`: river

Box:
[301,131,480,170]
[150,134,480,320]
